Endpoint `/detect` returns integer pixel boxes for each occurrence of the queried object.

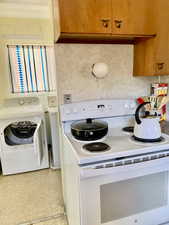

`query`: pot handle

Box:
[135,102,150,125]
[86,118,92,123]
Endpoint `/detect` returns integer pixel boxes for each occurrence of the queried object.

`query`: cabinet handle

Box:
[101,19,110,28]
[114,20,123,28]
[156,62,165,70]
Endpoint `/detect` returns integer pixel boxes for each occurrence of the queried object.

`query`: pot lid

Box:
[71,118,108,131]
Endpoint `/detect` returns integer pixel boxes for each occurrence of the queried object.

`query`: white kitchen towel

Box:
[8,45,56,93]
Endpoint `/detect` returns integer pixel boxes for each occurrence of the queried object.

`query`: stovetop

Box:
[66,127,169,165]
[61,99,169,166]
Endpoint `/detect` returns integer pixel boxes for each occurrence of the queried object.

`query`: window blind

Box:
[8,45,56,93]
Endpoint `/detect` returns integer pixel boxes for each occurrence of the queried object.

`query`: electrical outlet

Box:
[64,94,72,104]
[48,96,57,107]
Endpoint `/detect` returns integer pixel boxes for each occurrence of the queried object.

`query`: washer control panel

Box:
[3,97,40,107]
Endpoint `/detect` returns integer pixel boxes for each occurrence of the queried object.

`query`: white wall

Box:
[0,43,10,103]
[55,44,169,104]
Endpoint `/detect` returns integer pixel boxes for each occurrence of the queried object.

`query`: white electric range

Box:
[60,99,169,225]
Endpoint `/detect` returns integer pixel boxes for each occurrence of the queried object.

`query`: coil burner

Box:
[83,142,110,153]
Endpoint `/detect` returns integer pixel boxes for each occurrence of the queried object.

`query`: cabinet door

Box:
[133,0,169,76]
[59,0,112,34]
[112,0,155,35]
[153,0,169,75]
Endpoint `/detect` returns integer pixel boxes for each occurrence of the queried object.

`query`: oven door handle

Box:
[80,158,169,180]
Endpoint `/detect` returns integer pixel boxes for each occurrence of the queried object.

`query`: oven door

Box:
[80,158,169,225]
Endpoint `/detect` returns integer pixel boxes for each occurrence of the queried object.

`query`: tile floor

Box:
[33,216,67,225]
[1,168,169,225]
[0,169,67,225]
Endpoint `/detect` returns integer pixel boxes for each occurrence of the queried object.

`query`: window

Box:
[8,45,56,93]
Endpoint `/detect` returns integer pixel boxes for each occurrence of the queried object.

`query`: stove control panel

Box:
[60,99,137,121]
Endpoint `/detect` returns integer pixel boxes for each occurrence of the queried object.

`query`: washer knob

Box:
[130,103,136,109]
[19,100,25,105]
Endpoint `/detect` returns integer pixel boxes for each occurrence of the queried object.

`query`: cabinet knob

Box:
[101,19,110,28]
[114,20,123,28]
[156,62,165,70]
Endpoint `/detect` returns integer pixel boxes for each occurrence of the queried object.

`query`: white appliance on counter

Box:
[60,99,169,225]
[0,97,49,175]
[30,94,60,169]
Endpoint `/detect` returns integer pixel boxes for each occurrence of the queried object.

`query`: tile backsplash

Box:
[55,44,169,104]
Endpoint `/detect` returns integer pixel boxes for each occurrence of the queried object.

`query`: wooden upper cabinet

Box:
[134,0,169,76]
[59,0,112,34]
[58,0,155,37]
[111,0,155,35]
[153,0,169,75]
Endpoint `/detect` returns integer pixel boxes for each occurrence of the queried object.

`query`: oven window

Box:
[100,172,168,223]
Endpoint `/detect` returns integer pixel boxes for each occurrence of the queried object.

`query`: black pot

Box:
[71,118,108,141]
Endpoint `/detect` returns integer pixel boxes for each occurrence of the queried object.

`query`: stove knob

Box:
[108,105,113,110]
[66,109,71,114]
[130,103,136,109]
[124,104,129,109]
[73,108,78,113]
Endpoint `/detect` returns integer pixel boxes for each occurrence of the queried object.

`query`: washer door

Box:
[4,121,37,146]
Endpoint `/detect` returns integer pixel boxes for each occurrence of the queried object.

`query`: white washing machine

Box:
[0,97,49,175]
